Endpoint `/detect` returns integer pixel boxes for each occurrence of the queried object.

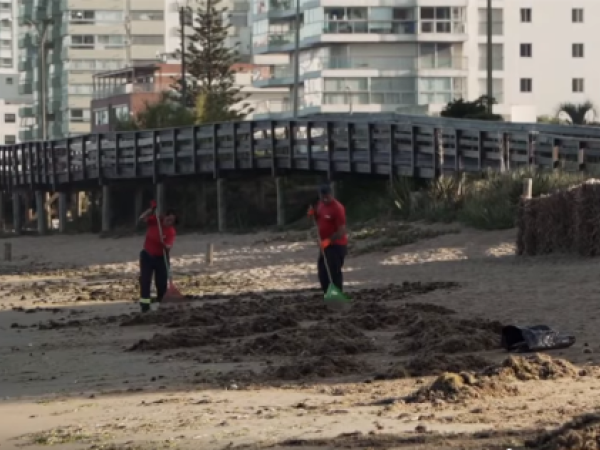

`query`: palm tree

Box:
[556,101,596,125]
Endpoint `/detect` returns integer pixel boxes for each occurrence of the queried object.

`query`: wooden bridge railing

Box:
[2,118,600,192]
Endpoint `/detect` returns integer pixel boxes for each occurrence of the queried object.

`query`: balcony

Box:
[18,58,33,72]
[252,65,294,87]
[18,33,33,49]
[253,55,468,88]
[18,82,34,95]
[252,30,295,53]
[93,83,162,100]
[19,105,34,118]
[19,128,35,142]
[267,0,296,20]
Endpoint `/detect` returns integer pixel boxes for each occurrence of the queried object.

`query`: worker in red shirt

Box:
[308,184,348,293]
[138,200,178,312]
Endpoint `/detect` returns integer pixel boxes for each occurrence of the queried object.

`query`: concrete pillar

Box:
[155,183,165,213]
[217,178,226,233]
[275,177,285,227]
[58,192,68,233]
[134,187,144,225]
[35,190,47,235]
[12,192,21,234]
[101,184,111,233]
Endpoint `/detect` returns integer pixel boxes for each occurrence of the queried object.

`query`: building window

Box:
[4,135,15,144]
[572,8,583,23]
[97,35,125,46]
[6,77,12,85]
[477,8,503,36]
[0,3,11,10]
[94,109,108,125]
[70,109,89,122]
[520,78,532,92]
[572,43,584,57]
[478,78,504,103]
[478,43,504,70]
[420,7,464,34]
[520,8,531,23]
[0,39,10,47]
[130,11,164,20]
[4,113,15,123]
[520,43,532,57]
[0,18,11,29]
[70,10,95,23]
[71,35,95,48]
[0,58,11,67]
[573,78,584,93]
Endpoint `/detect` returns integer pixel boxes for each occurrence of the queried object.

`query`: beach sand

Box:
[0,225,599,449]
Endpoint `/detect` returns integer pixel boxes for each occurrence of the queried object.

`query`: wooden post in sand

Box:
[275,177,285,227]
[12,192,21,235]
[101,185,111,233]
[35,191,47,235]
[522,178,532,199]
[206,243,214,266]
[58,192,68,233]
[4,242,11,261]
[217,178,226,233]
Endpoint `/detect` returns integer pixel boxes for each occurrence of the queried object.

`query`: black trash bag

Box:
[501,325,576,353]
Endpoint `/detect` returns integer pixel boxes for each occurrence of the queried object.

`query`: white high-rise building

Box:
[250,0,600,120]
[0,0,29,144]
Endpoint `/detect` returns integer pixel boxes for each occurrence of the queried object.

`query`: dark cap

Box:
[319,184,332,195]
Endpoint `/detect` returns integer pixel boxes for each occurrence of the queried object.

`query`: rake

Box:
[156,210,185,304]
[313,218,351,305]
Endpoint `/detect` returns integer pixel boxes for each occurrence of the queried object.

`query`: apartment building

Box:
[251,0,600,120]
[18,0,166,141]
[0,0,30,143]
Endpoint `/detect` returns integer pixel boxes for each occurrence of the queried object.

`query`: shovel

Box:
[313,218,351,306]
[156,210,185,304]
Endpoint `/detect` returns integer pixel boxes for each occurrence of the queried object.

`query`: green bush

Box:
[390,169,589,230]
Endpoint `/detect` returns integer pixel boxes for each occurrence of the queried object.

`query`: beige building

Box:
[18,0,165,140]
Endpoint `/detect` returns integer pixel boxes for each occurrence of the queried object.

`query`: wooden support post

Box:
[12,192,21,234]
[35,190,47,235]
[217,178,226,233]
[522,178,532,199]
[275,176,285,227]
[0,191,5,231]
[101,184,111,233]
[4,242,11,261]
[156,183,165,213]
[134,187,144,226]
[58,192,68,233]
[330,180,338,199]
[206,243,214,266]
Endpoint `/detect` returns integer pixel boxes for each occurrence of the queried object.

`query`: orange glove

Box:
[307,206,315,217]
[320,238,331,249]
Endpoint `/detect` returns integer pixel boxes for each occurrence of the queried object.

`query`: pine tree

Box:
[174,0,251,122]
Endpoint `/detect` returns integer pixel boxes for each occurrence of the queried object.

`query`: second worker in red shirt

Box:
[308,184,348,293]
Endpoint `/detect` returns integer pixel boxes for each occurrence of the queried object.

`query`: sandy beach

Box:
[1,224,600,450]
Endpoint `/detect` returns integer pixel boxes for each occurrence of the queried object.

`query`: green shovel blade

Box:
[324,284,351,303]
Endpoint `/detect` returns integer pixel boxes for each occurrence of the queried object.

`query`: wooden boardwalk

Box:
[2,116,600,192]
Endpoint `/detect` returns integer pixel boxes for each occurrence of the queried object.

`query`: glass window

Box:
[130,11,164,20]
[435,7,450,19]
[4,113,15,123]
[4,135,15,144]
[371,77,415,91]
[97,35,125,46]
[420,7,434,19]
[71,35,95,46]
[324,77,368,91]
[70,10,95,21]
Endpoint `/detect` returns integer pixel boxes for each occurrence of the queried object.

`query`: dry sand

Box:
[1,224,600,449]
